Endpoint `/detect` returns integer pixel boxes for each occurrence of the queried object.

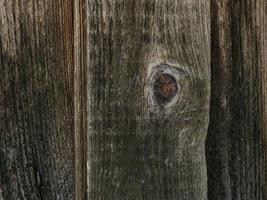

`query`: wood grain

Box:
[206,0,267,199]
[0,0,75,199]
[86,0,210,199]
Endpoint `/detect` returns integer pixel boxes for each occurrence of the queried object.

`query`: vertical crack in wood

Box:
[34,167,45,200]
[74,0,87,199]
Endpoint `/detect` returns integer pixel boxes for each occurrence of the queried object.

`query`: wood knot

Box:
[153,73,178,102]
[146,62,187,115]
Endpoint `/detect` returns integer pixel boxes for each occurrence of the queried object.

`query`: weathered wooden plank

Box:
[206,0,267,199]
[86,0,210,199]
[0,0,75,199]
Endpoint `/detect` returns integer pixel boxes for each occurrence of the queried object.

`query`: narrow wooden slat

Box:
[74,0,87,199]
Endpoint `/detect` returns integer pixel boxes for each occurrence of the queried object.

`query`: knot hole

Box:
[153,73,178,103]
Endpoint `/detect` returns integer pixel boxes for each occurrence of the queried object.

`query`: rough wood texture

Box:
[0,0,75,199]
[86,0,210,199]
[206,0,267,199]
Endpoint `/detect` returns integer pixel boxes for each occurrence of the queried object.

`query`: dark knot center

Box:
[153,73,178,102]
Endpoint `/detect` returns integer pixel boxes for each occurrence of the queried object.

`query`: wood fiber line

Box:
[0,0,75,199]
[206,0,267,199]
[86,0,210,199]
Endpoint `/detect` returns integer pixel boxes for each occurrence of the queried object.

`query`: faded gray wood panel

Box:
[0,0,75,199]
[206,0,267,199]
[86,0,210,199]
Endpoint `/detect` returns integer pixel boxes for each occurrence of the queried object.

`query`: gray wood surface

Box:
[206,0,267,199]
[86,0,210,199]
[0,0,75,199]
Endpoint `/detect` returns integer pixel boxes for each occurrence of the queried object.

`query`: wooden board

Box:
[206,0,267,199]
[0,0,75,199]
[86,0,210,199]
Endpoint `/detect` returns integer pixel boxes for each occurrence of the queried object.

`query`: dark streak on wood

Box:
[0,0,75,199]
[33,166,45,200]
[206,0,267,199]
[86,0,210,199]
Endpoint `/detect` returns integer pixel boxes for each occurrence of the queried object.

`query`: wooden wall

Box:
[0,0,266,200]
